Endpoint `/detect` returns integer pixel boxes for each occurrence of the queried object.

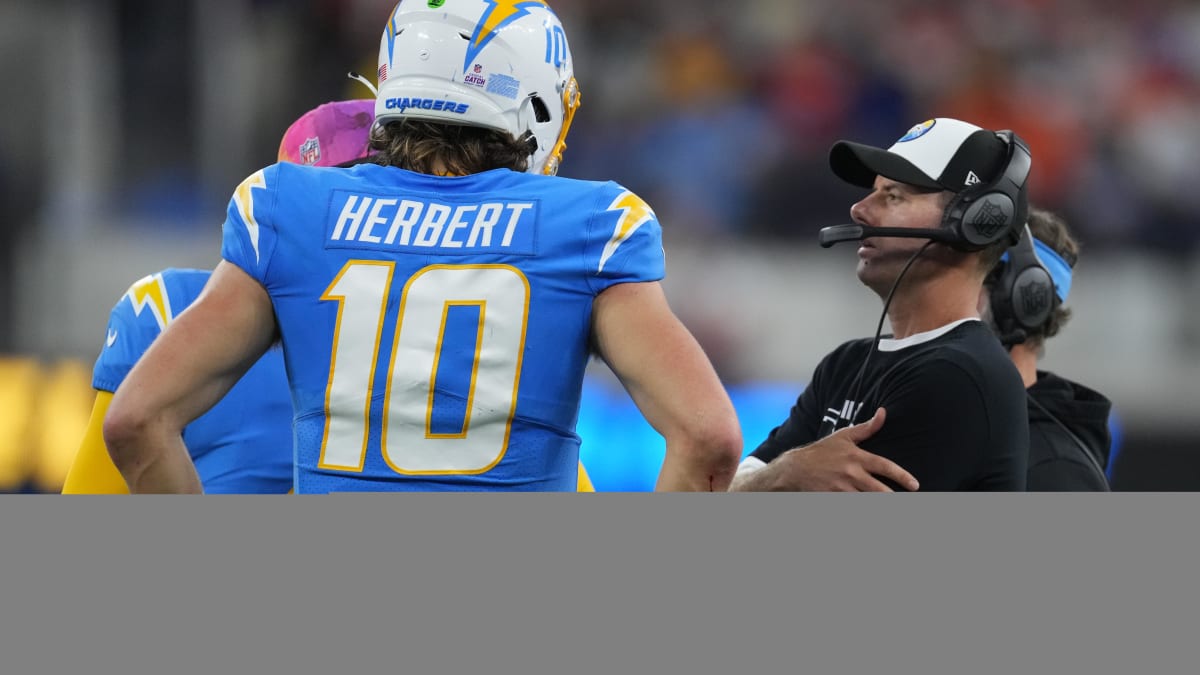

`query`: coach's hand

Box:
[772,408,919,492]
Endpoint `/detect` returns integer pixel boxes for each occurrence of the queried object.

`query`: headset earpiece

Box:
[941,130,1032,252]
[989,224,1056,346]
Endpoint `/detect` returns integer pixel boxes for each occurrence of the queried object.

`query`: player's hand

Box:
[775,407,919,492]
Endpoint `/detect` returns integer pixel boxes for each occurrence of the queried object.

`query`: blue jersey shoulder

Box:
[93,268,210,392]
[92,267,293,493]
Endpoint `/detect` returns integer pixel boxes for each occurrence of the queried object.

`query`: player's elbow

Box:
[101,399,155,474]
[681,417,743,490]
[710,421,745,487]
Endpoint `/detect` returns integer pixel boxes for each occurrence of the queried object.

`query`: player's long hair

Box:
[369,120,531,175]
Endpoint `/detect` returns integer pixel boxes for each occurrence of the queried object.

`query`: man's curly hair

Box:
[368,119,531,175]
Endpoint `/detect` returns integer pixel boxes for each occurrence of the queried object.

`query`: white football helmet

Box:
[375,0,580,176]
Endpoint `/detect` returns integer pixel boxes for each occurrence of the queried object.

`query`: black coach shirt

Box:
[750,319,1029,491]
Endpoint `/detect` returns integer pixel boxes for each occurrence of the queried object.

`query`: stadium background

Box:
[1,0,1197,491]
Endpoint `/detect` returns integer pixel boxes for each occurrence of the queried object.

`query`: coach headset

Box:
[941,129,1033,251]
[987,226,1059,349]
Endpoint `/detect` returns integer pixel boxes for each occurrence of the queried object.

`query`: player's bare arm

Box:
[591,281,742,491]
[103,261,278,493]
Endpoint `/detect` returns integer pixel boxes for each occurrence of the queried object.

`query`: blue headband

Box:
[1002,237,1073,302]
[1033,237,1073,302]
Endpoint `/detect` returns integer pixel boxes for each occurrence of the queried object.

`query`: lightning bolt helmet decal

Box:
[464,1,549,71]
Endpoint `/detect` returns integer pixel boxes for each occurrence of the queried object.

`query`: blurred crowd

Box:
[5,0,1199,252]
[561,0,1200,253]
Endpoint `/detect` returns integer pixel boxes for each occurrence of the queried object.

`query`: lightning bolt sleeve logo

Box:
[464,0,549,71]
[126,273,174,331]
[233,169,268,263]
[598,190,655,273]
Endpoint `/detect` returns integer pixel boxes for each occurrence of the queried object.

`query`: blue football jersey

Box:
[221,164,665,492]
[94,268,294,493]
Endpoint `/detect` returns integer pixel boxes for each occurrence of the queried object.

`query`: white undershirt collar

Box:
[876,317,980,352]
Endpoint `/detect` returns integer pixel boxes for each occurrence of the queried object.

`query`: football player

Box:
[103,1,742,492]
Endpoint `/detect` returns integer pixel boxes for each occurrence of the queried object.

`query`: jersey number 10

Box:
[317,262,528,475]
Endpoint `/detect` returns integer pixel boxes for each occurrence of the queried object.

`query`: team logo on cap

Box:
[299,137,321,165]
[897,119,936,143]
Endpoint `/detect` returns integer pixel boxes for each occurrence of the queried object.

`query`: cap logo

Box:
[897,119,936,143]
[964,171,981,187]
[299,137,321,165]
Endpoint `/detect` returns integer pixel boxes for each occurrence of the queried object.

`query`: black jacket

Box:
[1026,370,1112,491]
